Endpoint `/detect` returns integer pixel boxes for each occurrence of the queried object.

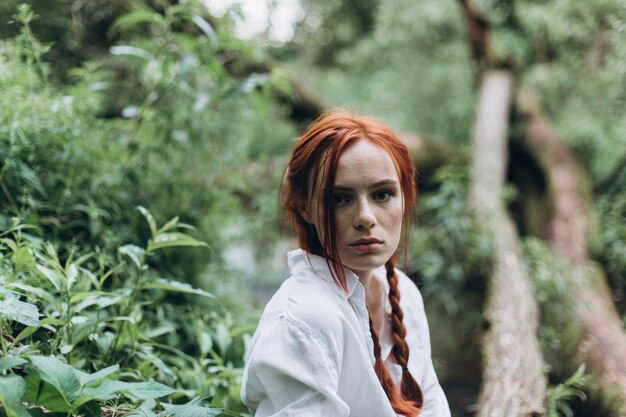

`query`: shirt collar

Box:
[287,249,362,300]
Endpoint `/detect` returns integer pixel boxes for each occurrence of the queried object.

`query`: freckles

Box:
[387,202,404,226]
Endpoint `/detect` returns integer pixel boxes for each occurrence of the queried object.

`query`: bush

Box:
[0,210,251,415]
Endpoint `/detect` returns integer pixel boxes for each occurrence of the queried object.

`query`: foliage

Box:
[292,0,379,65]
[410,160,491,315]
[289,0,475,141]
[0,2,302,414]
[0,209,250,415]
[591,165,626,290]
[519,1,626,185]
[0,1,296,284]
[291,0,626,229]
[546,365,590,417]
[1,0,625,414]
[521,238,572,352]
[0,5,122,251]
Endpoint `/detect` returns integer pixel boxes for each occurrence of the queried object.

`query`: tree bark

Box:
[518,93,626,416]
[469,70,547,417]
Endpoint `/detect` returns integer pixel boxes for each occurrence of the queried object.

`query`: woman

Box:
[241,110,451,417]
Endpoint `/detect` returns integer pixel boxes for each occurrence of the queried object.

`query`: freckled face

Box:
[305,139,404,279]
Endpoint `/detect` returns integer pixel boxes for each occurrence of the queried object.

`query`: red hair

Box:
[282,109,423,416]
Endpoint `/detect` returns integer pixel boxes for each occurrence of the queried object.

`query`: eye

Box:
[373,190,393,201]
[333,193,352,206]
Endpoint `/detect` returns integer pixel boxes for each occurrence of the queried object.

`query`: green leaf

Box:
[39,317,65,327]
[72,291,127,312]
[0,295,39,326]
[67,263,78,289]
[192,15,218,49]
[78,400,102,417]
[119,244,146,268]
[110,45,154,61]
[12,325,39,345]
[147,232,209,252]
[29,356,81,404]
[74,364,120,387]
[113,9,159,31]
[80,380,176,400]
[136,348,176,385]
[158,397,223,417]
[125,399,158,417]
[23,373,72,412]
[8,283,55,304]
[0,237,17,252]
[0,375,32,417]
[35,265,63,292]
[156,216,180,235]
[0,355,28,371]
[141,278,215,299]
[137,206,158,237]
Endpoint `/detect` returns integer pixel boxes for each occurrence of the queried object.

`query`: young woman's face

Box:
[305,139,404,278]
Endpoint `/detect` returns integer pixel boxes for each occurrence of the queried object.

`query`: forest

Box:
[0,0,624,416]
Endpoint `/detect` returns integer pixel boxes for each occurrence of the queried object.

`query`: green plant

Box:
[410,161,492,314]
[546,365,590,417]
[0,208,249,415]
[521,237,572,352]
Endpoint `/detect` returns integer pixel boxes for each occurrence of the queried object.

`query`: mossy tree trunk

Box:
[519,93,626,416]
[459,0,547,415]
[468,69,547,417]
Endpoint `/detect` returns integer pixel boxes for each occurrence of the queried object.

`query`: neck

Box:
[353,269,374,296]
[358,269,384,333]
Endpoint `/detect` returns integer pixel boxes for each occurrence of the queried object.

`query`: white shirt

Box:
[241,249,451,417]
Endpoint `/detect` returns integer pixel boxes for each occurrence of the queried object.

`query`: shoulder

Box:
[394,268,425,312]
[256,272,347,348]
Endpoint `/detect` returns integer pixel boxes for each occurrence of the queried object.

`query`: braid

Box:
[385,257,424,409]
[368,315,420,417]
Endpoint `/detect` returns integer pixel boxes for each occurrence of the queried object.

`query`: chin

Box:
[344,252,392,272]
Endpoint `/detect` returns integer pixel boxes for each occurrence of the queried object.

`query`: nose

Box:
[353,198,376,230]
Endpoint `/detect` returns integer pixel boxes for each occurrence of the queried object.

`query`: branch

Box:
[458,0,491,67]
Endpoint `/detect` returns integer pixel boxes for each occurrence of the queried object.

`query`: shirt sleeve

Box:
[241,315,350,417]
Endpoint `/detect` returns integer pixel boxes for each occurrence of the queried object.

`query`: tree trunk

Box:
[519,93,626,416]
[469,70,547,417]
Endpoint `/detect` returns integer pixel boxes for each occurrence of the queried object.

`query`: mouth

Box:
[350,237,383,252]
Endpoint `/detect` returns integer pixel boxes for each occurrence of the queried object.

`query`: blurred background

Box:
[0,0,624,416]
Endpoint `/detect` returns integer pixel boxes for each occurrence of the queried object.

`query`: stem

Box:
[0,179,18,212]
[21,16,48,86]
[64,288,73,362]
[0,319,8,357]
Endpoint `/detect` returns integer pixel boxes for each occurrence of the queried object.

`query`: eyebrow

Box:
[333,179,399,191]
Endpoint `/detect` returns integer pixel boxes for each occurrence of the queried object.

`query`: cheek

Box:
[387,202,404,234]
[333,210,351,239]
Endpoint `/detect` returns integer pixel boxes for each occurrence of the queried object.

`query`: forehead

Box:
[335,139,399,186]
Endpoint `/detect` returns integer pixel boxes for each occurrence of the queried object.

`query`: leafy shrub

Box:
[546,365,590,417]
[1,2,297,285]
[591,165,626,291]
[0,209,251,415]
[410,161,492,314]
[521,237,572,352]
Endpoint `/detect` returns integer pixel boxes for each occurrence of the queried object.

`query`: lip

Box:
[350,237,383,252]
